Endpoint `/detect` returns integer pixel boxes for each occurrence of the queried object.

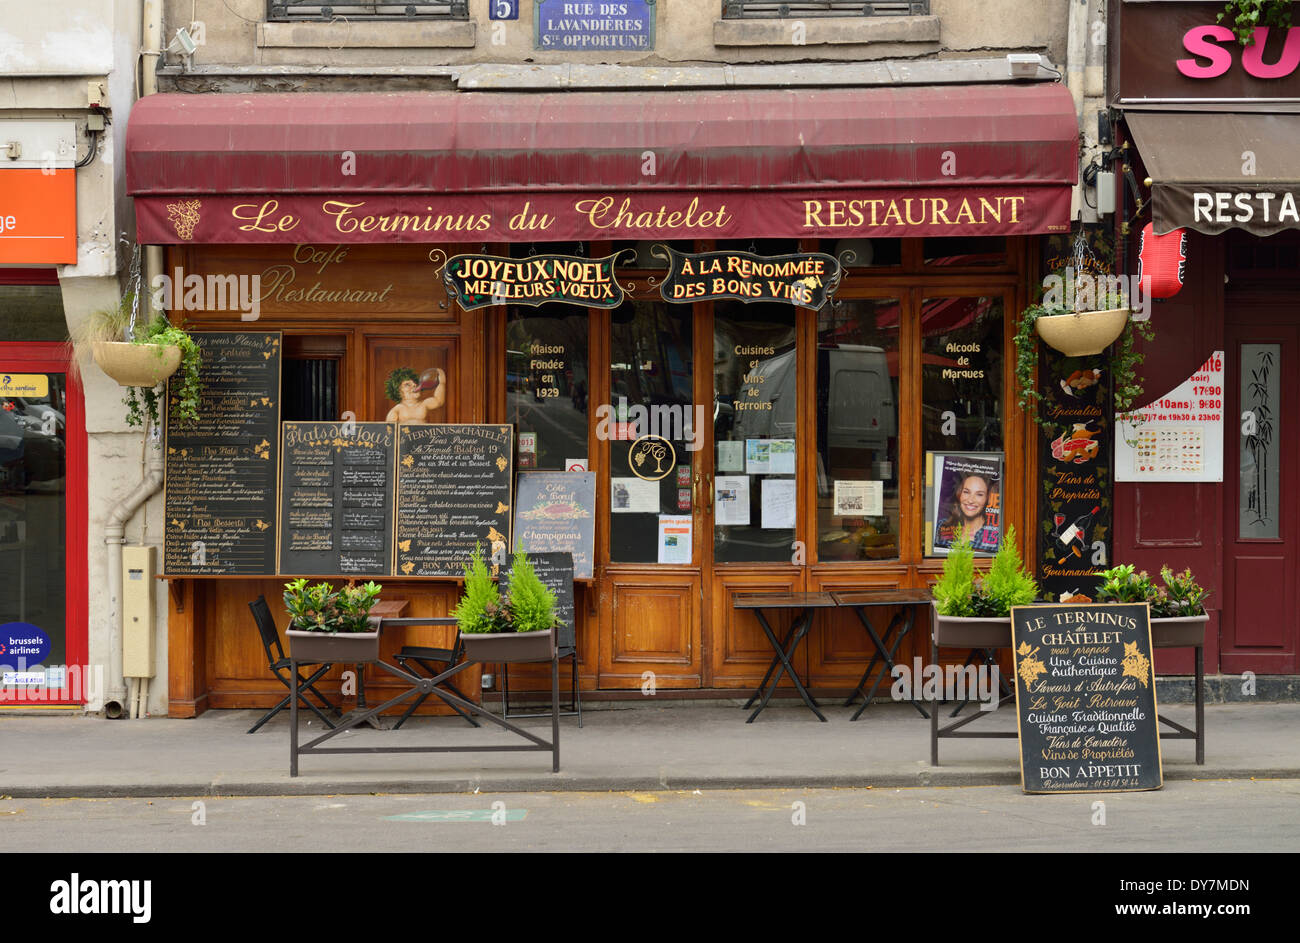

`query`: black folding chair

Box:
[501,622,582,727]
[391,617,481,730]
[247,595,341,734]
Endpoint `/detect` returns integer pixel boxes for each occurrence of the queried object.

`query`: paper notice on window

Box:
[745,439,771,475]
[761,478,797,529]
[769,439,796,475]
[610,476,659,513]
[657,515,693,564]
[714,475,750,526]
[717,440,745,473]
[833,480,883,517]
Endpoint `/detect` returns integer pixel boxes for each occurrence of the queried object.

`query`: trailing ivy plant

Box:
[1013,304,1156,429]
[123,316,203,430]
[1218,0,1292,45]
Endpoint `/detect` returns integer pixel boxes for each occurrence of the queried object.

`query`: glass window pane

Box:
[816,238,902,269]
[922,296,1004,454]
[815,299,900,562]
[608,300,694,564]
[0,373,68,673]
[923,236,1007,268]
[507,304,590,471]
[713,301,797,564]
[0,286,67,342]
[1240,343,1279,540]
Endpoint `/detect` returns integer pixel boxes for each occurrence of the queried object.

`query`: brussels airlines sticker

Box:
[0,622,51,667]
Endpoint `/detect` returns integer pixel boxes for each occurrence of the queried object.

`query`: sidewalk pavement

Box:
[3,700,1298,798]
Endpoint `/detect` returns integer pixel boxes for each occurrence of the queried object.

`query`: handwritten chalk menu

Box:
[279,422,396,576]
[164,332,281,574]
[395,424,513,576]
[512,472,596,579]
[501,552,576,648]
[1011,603,1162,794]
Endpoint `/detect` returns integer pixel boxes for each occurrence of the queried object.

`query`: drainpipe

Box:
[103,432,164,718]
[1066,0,1089,221]
[99,0,167,718]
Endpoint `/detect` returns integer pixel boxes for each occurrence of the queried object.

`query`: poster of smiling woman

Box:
[927,451,1004,556]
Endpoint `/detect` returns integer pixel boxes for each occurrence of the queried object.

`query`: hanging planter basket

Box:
[92,341,182,388]
[1034,308,1129,357]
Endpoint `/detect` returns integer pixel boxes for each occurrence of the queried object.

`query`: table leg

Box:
[850,606,928,720]
[1195,644,1205,766]
[552,653,560,773]
[290,657,299,778]
[744,615,802,710]
[747,609,825,723]
[930,630,939,766]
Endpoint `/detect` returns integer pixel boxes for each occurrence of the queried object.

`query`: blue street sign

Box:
[535,0,656,51]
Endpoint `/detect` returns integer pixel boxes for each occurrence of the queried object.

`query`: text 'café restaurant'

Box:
[125,85,1078,715]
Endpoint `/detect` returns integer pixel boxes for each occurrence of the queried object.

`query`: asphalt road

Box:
[2,778,1296,853]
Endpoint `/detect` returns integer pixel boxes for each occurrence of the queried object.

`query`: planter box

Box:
[92,341,182,388]
[1151,613,1209,648]
[1034,307,1128,357]
[932,605,1012,649]
[461,627,555,664]
[286,628,381,663]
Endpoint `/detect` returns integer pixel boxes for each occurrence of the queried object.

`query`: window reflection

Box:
[507,304,590,471]
[816,299,900,561]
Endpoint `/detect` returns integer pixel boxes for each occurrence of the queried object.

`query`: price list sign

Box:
[1011,603,1162,794]
[279,421,396,577]
[164,333,281,574]
[512,472,596,578]
[395,424,513,576]
[1116,352,1225,482]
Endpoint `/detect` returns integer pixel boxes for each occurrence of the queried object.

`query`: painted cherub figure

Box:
[385,366,446,424]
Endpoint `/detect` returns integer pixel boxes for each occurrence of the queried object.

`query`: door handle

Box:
[706,473,714,513]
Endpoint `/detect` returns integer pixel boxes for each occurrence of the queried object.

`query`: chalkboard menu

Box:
[512,472,596,579]
[395,424,513,576]
[164,332,281,574]
[502,552,576,648]
[1011,603,1162,794]
[279,421,396,576]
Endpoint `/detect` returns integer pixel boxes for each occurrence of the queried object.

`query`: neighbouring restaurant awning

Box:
[1127,111,1300,237]
[126,86,1079,244]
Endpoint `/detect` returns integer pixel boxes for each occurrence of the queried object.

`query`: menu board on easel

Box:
[163,332,281,575]
[1011,602,1162,794]
[395,424,513,576]
[279,421,396,576]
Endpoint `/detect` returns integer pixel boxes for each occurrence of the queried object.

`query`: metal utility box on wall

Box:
[122,545,156,678]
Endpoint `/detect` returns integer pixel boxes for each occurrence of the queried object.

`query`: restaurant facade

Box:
[1109,0,1300,679]
[49,0,1118,718]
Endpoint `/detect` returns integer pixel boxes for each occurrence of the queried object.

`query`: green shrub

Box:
[453,545,501,634]
[933,536,977,617]
[983,526,1039,614]
[505,550,557,634]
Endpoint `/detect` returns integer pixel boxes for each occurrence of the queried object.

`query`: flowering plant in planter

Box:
[1095,564,1209,618]
[283,578,382,633]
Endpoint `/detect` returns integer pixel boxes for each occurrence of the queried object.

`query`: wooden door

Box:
[1224,315,1299,673]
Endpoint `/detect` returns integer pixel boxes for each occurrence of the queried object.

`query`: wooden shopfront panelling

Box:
[165,237,1038,715]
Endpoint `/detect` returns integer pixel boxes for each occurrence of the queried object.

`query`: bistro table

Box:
[733,592,838,723]
[831,589,934,721]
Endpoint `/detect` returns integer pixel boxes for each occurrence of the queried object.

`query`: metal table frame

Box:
[832,590,934,721]
[734,593,838,723]
[290,619,559,776]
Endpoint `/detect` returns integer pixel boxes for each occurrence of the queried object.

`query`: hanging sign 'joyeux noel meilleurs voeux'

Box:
[432,246,843,310]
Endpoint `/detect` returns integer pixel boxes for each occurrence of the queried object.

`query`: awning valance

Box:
[126,86,1078,244]
[1128,112,1300,237]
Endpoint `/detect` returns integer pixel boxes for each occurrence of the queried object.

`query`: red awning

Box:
[126,86,1078,244]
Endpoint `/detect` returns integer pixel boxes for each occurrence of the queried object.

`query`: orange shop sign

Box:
[0,169,76,264]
